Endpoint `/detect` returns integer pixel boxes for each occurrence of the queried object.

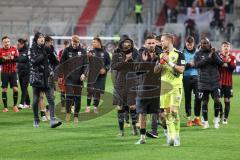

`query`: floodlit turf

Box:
[0,75,240,160]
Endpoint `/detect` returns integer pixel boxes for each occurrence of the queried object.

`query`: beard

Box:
[149,46,155,53]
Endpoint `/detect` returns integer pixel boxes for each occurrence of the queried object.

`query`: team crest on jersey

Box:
[69,52,73,57]
[100,52,104,58]
[181,60,186,64]
[78,52,82,56]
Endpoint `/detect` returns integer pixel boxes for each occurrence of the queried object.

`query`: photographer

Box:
[29,32,62,128]
[111,38,138,137]
[194,38,224,129]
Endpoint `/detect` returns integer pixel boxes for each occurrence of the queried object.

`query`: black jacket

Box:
[87,48,111,92]
[17,45,30,75]
[194,48,224,91]
[60,45,88,84]
[29,42,58,89]
[136,48,161,99]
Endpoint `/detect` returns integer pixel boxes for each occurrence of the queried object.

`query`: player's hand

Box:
[100,68,106,75]
[3,56,10,60]
[162,54,169,63]
[190,61,194,67]
[227,58,231,62]
[142,52,148,61]
[125,52,132,62]
[223,63,228,67]
[87,51,93,57]
[150,52,157,60]
[80,74,86,81]
[58,77,63,84]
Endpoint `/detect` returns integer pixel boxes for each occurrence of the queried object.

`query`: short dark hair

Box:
[185,36,195,43]
[2,36,10,41]
[45,36,53,42]
[145,34,155,41]
[155,35,161,41]
[221,41,230,45]
[17,38,27,45]
[161,33,174,43]
[63,40,69,46]
[93,37,103,48]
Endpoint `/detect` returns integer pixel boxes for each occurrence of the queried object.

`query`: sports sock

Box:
[117,110,124,131]
[224,101,230,119]
[166,112,175,140]
[87,97,91,106]
[2,92,7,108]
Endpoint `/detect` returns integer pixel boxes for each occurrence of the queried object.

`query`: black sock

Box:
[13,91,18,106]
[93,99,100,107]
[117,110,124,131]
[87,97,91,106]
[214,101,222,117]
[130,109,137,126]
[140,128,146,135]
[202,103,208,121]
[124,107,130,124]
[61,92,65,107]
[40,111,46,117]
[2,92,7,108]
[218,102,223,118]
[224,101,230,119]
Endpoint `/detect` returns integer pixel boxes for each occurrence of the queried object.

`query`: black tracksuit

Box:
[60,45,88,117]
[17,45,30,106]
[86,48,111,107]
[29,41,59,123]
[194,48,224,121]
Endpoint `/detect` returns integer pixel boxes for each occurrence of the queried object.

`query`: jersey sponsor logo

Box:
[181,60,186,64]
[171,56,176,61]
[68,52,73,58]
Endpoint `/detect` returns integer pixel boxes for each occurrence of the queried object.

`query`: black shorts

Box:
[136,97,160,114]
[199,89,221,101]
[1,72,18,88]
[221,86,233,98]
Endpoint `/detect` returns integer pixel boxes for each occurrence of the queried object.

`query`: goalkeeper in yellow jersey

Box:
[154,33,185,146]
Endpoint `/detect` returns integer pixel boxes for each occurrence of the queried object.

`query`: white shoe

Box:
[222,119,228,125]
[174,135,180,147]
[24,105,31,109]
[42,116,48,122]
[166,134,174,146]
[18,104,24,109]
[202,121,209,129]
[213,117,220,129]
